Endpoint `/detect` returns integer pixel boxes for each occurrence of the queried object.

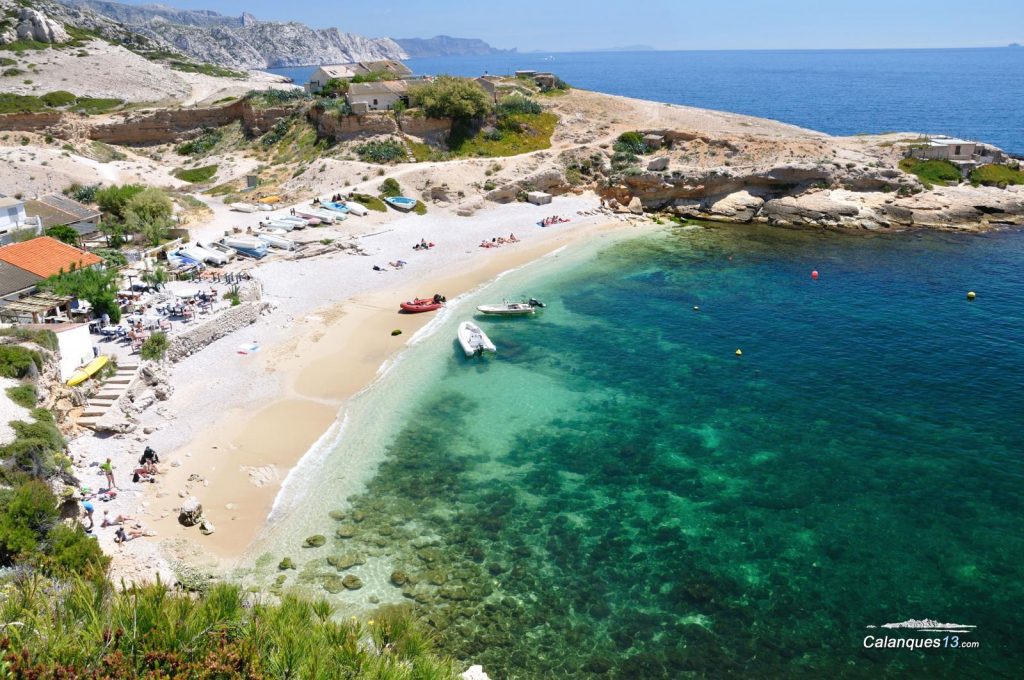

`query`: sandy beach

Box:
[68,193,653,582]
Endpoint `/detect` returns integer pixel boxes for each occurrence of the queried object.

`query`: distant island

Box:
[593,44,657,52]
[395,35,513,58]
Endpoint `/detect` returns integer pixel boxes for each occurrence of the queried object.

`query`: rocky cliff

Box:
[62,0,408,68]
[394,35,512,58]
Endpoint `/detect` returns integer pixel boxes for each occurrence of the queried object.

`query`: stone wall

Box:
[87,101,295,146]
[309,108,398,140]
[0,111,65,133]
[166,300,268,363]
[400,115,451,142]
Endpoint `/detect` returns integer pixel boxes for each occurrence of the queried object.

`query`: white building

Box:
[305,60,413,94]
[0,195,41,244]
[913,137,977,161]
[346,80,409,111]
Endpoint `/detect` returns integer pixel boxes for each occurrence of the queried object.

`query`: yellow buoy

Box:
[966,291,976,300]
[735,349,743,356]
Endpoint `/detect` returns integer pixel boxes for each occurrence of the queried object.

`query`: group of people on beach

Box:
[80,446,162,545]
[479,233,520,249]
[539,215,570,227]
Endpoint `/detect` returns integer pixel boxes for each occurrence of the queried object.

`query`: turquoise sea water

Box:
[251,223,1023,677]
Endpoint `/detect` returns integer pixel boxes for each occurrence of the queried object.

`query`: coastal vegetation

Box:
[0,91,124,115]
[410,76,492,120]
[357,138,407,163]
[969,163,1024,187]
[140,331,169,360]
[352,193,388,212]
[379,178,403,198]
[0,578,458,679]
[39,267,122,323]
[898,157,961,188]
[447,111,557,158]
[174,164,219,183]
[177,128,224,156]
[168,60,247,79]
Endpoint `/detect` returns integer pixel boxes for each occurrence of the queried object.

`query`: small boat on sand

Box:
[223,236,268,259]
[278,216,312,228]
[180,244,228,266]
[476,299,545,316]
[344,201,369,217]
[263,219,296,231]
[297,208,336,224]
[200,241,237,261]
[400,296,445,313]
[67,355,109,386]
[256,232,295,251]
[230,203,258,213]
[458,321,496,357]
[322,201,349,214]
[385,196,418,212]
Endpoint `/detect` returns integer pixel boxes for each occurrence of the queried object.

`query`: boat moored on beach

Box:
[458,321,497,357]
[477,298,545,315]
[229,202,258,213]
[400,295,446,313]
[296,208,336,224]
[385,196,418,212]
[256,231,296,251]
[180,244,228,266]
[222,236,269,259]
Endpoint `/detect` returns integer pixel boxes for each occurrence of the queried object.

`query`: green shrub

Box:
[378,177,402,197]
[95,183,144,219]
[40,90,76,107]
[39,267,122,323]
[0,327,58,352]
[45,224,79,245]
[6,384,37,408]
[356,138,406,163]
[969,163,1024,187]
[245,88,309,108]
[40,523,110,576]
[70,97,123,115]
[352,193,388,211]
[899,157,961,189]
[168,60,246,78]
[261,118,291,147]
[497,95,542,116]
[413,200,427,215]
[173,165,218,183]
[410,75,492,120]
[614,131,648,155]
[176,128,223,156]
[0,93,45,114]
[2,67,24,76]
[0,480,58,562]
[140,331,169,361]
[0,345,43,379]
[65,183,98,203]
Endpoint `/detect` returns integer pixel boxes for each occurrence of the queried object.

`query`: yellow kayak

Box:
[67,355,109,387]
[258,195,281,204]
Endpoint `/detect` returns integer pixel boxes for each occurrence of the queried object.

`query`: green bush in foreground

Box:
[379,177,402,198]
[140,331,169,361]
[0,577,458,679]
[357,138,406,163]
[352,193,388,212]
[614,130,648,155]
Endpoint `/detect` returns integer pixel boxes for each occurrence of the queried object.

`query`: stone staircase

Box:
[77,362,140,430]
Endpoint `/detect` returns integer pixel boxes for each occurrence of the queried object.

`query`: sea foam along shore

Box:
[73,192,657,585]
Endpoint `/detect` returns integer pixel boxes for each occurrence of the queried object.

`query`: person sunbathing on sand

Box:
[114,527,145,543]
[389,261,405,269]
[509,233,519,242]
[101,511,135,527]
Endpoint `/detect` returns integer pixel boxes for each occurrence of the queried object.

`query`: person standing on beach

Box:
[101,458,116,489]
[82,501,94,532]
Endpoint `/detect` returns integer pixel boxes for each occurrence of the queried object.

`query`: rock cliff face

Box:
[394,35,512,57]
[62,0,408,68]
[0,7,70,44]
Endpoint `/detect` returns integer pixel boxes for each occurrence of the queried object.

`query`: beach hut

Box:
[527,191,552,205]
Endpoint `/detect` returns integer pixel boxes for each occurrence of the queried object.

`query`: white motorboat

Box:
[223,235,268,259]
[476,298,545,316]
[311,207,347,222]
[180,243,228,266]
[458,321,497,357]
[198,241,236,262]
[296,208,335,224]
[229,202,258,213]
[256,232,295,251]
[343,201,369,217]
[257,204,275,212]
[262,219,296,231]
[277,216,310,228]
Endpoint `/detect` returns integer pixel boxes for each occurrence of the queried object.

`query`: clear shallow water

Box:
[268,47,1024,153]
[249,224,1024,678]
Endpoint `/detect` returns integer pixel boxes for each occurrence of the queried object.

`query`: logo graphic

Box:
[866,619,976,634]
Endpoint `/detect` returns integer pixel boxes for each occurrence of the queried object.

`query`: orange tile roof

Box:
[0,236,103,278]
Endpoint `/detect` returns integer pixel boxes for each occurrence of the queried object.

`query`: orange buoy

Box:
[811,270,819,280]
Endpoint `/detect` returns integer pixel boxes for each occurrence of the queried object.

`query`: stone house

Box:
[306,60,413,94]
[0,195,41,244]
[22,194,102,245]
[346,80,409,111]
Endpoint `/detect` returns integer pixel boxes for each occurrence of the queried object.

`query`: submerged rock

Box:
[326,553,364,571]
[390,570,408,586]
[341,575,363,590]
[303,534,326,548]
[335,524,357,539]
[322,575,345,593]
[328,510,346,521]
[278,557,296,570]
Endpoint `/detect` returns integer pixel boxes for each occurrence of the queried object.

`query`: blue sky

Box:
[119,0,1024,52]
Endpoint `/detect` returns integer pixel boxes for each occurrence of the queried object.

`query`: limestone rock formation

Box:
[178,497,203,526]
[15,8,70,43]
[64,0,407,68]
